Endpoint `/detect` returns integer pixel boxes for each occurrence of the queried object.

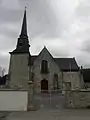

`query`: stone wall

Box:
[9,54,30,88]
[65,89,90,108]
[62,72,83,90]
[32,49,62,93]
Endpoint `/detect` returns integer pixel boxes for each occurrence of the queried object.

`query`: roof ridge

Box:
[53,57,75,59]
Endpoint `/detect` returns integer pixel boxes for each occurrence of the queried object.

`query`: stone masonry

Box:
[65,89,90,108]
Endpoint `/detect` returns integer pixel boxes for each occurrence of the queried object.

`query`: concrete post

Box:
[28,81,34,110]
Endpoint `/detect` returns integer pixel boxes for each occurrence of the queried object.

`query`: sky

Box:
[0,0,90,73]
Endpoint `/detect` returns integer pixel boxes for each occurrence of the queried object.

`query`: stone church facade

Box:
[8,9,84,93]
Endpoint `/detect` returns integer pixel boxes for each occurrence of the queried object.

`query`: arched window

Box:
[41,60,48,73]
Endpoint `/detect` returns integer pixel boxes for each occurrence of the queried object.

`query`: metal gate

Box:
[33,91,64,110]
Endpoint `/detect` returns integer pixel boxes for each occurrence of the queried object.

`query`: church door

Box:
[41,79,48,92]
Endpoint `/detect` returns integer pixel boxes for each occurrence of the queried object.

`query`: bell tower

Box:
[9,8,30,88]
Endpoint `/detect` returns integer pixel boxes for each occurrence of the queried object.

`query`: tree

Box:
[0,67,5,77]
[0,67,7,87]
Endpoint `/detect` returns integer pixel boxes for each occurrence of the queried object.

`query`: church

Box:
[8,9,84,93]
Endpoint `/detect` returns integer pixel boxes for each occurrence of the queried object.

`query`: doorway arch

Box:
[41,79,48,91]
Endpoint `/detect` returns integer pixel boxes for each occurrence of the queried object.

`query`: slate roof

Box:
[31,56,79,72]
[54,58,79,71]
[9,8,30,54]
[20,7,28,39]
[9,48,30,54]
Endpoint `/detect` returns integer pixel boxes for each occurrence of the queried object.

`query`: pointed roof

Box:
[30,46,79,71]
[19,7,28,39]
[38,46,54,59]
[9,7,30,54]
[54,58,79,71]
[30,55,79,71]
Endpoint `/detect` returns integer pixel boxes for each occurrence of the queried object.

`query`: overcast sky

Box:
[0,0,90,73]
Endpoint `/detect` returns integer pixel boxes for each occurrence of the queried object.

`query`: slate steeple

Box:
[10,7,30,54]
[19,7,28,39]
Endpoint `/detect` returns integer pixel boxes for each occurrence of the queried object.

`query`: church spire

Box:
[20,7,28,39]
[9,7,30,54]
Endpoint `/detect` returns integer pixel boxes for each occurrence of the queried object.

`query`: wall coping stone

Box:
[0,89,28,91]
[66,89,90,92]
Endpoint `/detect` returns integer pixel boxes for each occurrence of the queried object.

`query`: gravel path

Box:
[6,109,90,120]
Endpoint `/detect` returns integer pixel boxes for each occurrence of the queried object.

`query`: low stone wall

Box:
[65,89,90,108]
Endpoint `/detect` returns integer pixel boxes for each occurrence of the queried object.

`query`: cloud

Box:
[1,0,20,10]
[0,8,23,24]
[19,0,61,39]
[1,0,90,72]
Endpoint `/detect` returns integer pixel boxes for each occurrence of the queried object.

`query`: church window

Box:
[19,39,23,47]
[19,43,23,46]
[41,60,48,73]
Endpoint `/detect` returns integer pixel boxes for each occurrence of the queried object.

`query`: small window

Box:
[19,43,23,46]
[41,60,48,74]
[19,40,23,47]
